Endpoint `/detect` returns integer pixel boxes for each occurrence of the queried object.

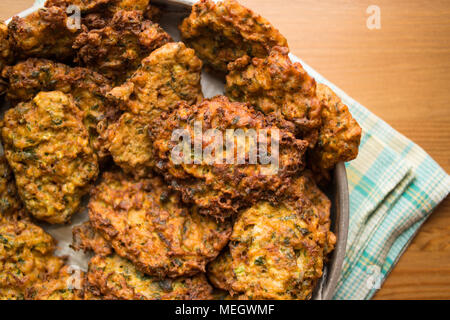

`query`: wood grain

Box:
[1,0,449,300]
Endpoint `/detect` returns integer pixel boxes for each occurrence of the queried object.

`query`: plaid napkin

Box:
[291,55,450,300]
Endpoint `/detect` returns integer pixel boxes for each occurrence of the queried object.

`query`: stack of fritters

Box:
[0,0,362,300]
[2,58,115,161]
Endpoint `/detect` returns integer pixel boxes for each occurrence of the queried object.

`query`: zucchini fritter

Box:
[1,91,99,224]
[0,22,12,95]
[226,47,322,146]
[8,6,79,61]
[46,0,160,31]
[109,41,203,119]
[0,156,22,218]
[208,174,336,300]
[2,58,116,160]
[73,10,171,83]
[105,112,155,177]
[0,217,65,300]
[105,42,203,175]
[180,0,288,73]
[89,171,232,278]
[311,84,362,175]
[85,254,213,300]
[25,265,85,300]
[152,96,308,219]
[0,21,12,70]
[72,221,113,256]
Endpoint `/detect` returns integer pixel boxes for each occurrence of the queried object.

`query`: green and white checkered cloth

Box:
[291,55,450,300]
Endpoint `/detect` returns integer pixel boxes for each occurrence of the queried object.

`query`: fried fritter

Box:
[45,0,112,12]
[72,221,113,256]
[85,254,213,300]
[0,217,65,300]
[46,0,160,31]
[25,265,85,300]
[180,0,288,73]
[208,173,336,300]
[226,47,322,146]
[105,42,203,174]
[73,10,171,83]
[1,91,99,224]
[2,58,115,160]
[105,112,155,177]
[8,6,78,61]
[89,171,232,278]
[0,22,12,95]
[0,156,22,219]
[108,41,203,118]
[311,84,362,175]
[152,96,308,219]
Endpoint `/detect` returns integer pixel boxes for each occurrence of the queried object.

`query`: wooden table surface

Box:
[1,0,449,300]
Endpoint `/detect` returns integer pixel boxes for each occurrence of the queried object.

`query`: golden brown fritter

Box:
[73,10,171,83]
[2,58,116,160]
[144,4,162,22]
[8,6,79,61]
[0,156,22,219]
[105,112,155,177]
[104,43,202,176]
[25,265,85,300]
[89,171,232,278]
[226,47,322,146]
[208,173,336,300]
[0,22,12,95]
[85,254,213,300]
[109,41,203,118]
[1,91,99,224]
[72,221,113,256]
[311,83,361,175]
[0,217,65,300]
[152,96,308,219]
[46,0,160,31]
[180,0,288,73]
[212,289,235,300]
